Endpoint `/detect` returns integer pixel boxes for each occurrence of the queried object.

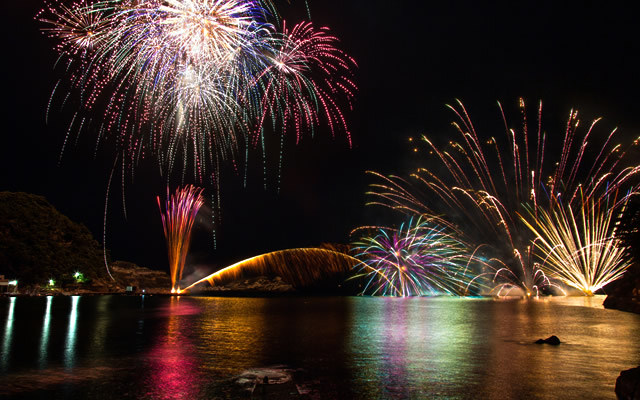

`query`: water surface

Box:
[0,295,638,399]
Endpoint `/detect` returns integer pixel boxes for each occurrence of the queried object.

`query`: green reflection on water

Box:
[39,296,52,368]
[64,296,80,369]
[1,297,16,371]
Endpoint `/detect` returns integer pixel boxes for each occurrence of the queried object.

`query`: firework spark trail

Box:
[521,194,632,296]
[102,156,119,281]
[38,0,111,52]
[350,217,478,297]
[250,21,357,147]
[157,185,205,292]
[367,99,640,295]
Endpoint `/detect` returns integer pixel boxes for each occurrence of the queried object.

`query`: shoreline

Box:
[0,290,613,300]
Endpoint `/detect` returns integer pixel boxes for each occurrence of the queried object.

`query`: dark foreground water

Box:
[0,295,638,399]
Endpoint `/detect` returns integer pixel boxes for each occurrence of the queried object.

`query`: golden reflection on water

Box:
[194,297,266,376]
[468,296,636,399]
[347,296,640,399]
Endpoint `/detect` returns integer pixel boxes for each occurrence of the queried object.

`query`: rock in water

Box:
[616,366,640,400]
[535,335,561,345]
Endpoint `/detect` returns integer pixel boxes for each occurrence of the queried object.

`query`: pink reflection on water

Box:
[144,297,202,399]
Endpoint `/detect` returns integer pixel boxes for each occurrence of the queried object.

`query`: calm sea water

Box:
[0,295,638,399]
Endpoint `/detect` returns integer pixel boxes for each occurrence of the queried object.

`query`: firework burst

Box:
[38,0,111,52]
[351,217,477,297]
[38,1,356,184]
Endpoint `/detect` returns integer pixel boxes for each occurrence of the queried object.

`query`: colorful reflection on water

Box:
[0,295,638,399]
[348,298,480,398]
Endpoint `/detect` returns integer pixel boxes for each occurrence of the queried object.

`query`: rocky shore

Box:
[603,263,640,399]
[616,366,640,400]
[603,263,640,314]
[108,261,171,293]
[3,261,171,296]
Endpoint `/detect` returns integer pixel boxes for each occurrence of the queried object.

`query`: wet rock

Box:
[233,366,294,394]
[535,335,561,345]
[236,366,292,385]
[616,366,640,400]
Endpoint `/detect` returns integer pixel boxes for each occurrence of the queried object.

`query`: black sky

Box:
[2,1,640,274]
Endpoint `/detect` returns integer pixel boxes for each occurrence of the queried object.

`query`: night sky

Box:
[2,0,640,275]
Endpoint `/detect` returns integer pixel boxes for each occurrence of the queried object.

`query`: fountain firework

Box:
[367,99,640,295]
[157,185,205,292]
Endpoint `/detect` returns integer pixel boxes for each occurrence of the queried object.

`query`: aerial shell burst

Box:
[351,217,478,297]
[366,99,640,296]
[37,0,357,185]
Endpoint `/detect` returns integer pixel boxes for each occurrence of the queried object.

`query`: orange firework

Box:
[158,185,205,292]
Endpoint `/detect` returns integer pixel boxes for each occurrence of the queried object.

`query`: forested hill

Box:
[0,191,107,285]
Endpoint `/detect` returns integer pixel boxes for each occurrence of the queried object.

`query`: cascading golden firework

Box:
[181,248,359,292]
[157,185,205,293]
[521,194,632,296]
